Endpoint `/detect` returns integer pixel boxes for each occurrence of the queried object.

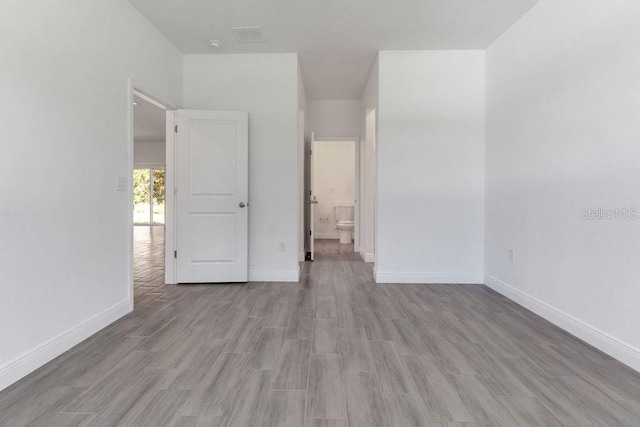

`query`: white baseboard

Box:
[249,270,299,282]
[314,232,354,240]
[485,273,640,373]
[0,299,131,392]
[375,271,483,284]
[315,232,339,239]
[364,253,376,263]
[298,252,305,262]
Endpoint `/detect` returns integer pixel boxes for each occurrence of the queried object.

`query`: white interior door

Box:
[309,132,316,260]
[175,110,248,283]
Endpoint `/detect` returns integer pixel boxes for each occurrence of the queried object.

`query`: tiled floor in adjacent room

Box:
[133,225,167,306]
[1,237,640,426]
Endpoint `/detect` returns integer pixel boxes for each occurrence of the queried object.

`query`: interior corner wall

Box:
[485,0,640,371]
[0,0,182,391]
[307,99,361,139]
[182,53,299,282]
[376,50,485,284]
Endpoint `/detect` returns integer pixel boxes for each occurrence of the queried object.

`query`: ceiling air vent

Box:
[232,26,266,43]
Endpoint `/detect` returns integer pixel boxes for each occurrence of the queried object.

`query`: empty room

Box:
[1,0,639,426]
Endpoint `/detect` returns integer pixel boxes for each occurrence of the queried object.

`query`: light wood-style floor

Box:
[133,226,167,306]
[1,238,640,426]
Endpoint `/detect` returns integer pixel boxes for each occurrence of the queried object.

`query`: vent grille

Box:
[232,26,266,43]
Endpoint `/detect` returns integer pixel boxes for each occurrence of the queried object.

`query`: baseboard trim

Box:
[484,273,640,373]
[375,271,483,284]
[0,298,131,392]
[249,270,299,282]
[298,252,305,262]
[314,232,355,240]
[364,253,376,263]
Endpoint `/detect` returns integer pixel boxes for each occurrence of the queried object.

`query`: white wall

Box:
[485,0,640,370]
[376,50,485,284]
[360,59,379,263]
[183,54,299,282]
[307,100,361,139]
[314,141,355,239]
[134,141,166,167]
[0,0,182,390]
[297,60,307,262]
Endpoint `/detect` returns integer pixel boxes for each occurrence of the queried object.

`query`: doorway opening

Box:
[132,90,168,306]
[305,135,359,261]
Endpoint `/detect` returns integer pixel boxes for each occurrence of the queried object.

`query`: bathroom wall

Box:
[313,141,356,239]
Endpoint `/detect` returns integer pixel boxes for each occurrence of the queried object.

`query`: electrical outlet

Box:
[508,249,515,262]
[279,241,286,252]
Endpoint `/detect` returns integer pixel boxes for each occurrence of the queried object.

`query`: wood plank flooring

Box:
[133,226,166,306]
[1,238,640,426]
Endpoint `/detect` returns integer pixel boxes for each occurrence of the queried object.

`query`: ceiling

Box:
[128,0,540,99]
[134,95,166,143]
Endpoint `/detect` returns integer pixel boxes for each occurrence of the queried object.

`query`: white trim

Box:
[315,232,340,239]
[0,299,131,392]
[164,110,177,284]
[298,252,305,262]
[364,252,376,263]
[484,274,640,373]
[249,270,299,282]
[314,232,355,240]
[375,271,483,284]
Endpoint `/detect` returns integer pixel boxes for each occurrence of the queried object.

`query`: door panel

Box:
[176,110,248,283]
[310,131,315,261]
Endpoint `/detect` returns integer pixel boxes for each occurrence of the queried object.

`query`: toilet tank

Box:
[334,204,354,221]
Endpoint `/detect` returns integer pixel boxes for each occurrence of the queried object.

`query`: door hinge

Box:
[174,125,178,133]
[174,250,177,258]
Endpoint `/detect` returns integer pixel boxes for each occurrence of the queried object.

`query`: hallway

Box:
[1,241,640,426]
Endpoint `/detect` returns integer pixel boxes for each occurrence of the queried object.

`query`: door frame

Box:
[306,136,360,256]
[127,81,176,308]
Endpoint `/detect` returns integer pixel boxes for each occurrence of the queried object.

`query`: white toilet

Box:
[334,204,354,244]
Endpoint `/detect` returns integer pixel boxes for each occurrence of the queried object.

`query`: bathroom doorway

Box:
[306,136,359,260]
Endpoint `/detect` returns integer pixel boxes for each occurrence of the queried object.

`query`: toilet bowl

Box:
[334,205,354,244]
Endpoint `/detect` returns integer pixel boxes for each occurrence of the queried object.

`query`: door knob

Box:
[239,202,246,208]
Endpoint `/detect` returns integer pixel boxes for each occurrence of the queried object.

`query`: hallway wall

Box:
[376,50,485,283]
[307,99,361,139]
